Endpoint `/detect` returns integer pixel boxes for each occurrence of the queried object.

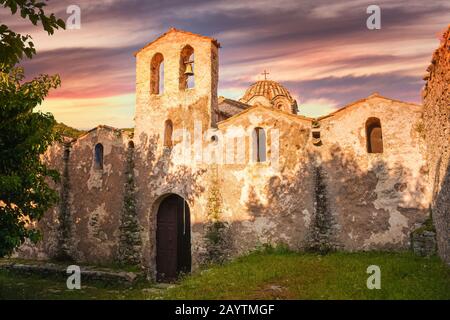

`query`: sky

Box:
[2,0,449,129]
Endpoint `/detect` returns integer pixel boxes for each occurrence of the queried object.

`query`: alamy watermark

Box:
[167,120,280,170]
[366,265,381,289]
[66,265,81,290]
[66,5,81,29]
[366,5,381,30]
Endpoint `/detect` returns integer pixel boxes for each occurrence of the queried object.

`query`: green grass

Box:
[0,251,449,300]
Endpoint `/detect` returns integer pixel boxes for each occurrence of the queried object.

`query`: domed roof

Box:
[240,80,295,104]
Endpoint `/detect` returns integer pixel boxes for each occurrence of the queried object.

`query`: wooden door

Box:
[156,194,191,281]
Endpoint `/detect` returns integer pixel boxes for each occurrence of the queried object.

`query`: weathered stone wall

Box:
[16,127,131,264]
[67,127,130,263]
[411,230,437,257]
[422,26,450,264]
[318,95,431,251]
[217,106,315,257]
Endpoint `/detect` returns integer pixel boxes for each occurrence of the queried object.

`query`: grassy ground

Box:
[0,250,449,300]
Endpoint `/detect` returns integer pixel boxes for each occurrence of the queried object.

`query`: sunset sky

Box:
[2,0,449,129]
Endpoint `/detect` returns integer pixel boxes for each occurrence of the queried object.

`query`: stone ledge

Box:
[0,262,141,285]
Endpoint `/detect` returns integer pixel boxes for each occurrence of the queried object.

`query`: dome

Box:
[241,80,295,104]
[240,80,298,114]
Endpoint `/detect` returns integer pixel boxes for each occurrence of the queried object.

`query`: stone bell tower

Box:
[133,28,220,152]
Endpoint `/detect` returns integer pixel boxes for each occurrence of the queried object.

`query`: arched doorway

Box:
[156,194,191,281]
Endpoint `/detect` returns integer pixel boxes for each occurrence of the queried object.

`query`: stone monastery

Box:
[18,27,450,280]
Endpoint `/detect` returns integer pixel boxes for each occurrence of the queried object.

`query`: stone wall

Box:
[16,127,132,264]
[422,25,450,265]
[217,106,315,256]
[318,95,430,251]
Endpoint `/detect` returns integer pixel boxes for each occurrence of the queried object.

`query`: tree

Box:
[1,0,65,71]
[0,0,65,257]
[203,166,230,264]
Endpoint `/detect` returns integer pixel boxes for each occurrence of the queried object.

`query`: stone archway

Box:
[156,194,191,281]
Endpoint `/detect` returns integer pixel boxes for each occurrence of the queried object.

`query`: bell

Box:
[184,61,194,76]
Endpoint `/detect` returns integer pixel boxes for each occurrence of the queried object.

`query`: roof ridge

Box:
[218,104,313,126]
[134,27,220,56]
[219,97,251,109]
[317,93,422,121]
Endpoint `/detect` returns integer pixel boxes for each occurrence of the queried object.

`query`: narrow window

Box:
[94,143,104,169]
[63,147,70,160]
[366,117,383,153]
[150,53,164,95]
[252,127,266,162]
[179,45,194,90]
[164,120,173,147]
[128,141,134,149]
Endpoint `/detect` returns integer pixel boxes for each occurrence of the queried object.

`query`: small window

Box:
[94,143,104,169]
[63,147,70,160]
[150,53,164,95]
[179,45,194,90]
[128,141,134,149]
[366,117,383,153]
[164,120,173,147]
[252,127,266,162]
[312,130,322,146]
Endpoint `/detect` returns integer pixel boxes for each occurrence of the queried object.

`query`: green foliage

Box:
[116,144,142,266]
[412,211,436,235]
[0,0,65,71]
[121,128,135,134]
[414,121,426,139]
[204,220,228,263]
[254,243,292,255]
[203,168,230,265]
[0,66,61,257]
[307,166,336,253]
[53,122,85,139]
[53,143,73,262]
[0,0,65,257]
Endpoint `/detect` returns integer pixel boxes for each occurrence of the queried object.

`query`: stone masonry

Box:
[422,25,450,265]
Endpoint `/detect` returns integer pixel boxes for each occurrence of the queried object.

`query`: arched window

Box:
[179,45,194,90]
[128,140,134,149]
[150,53,164,95]
[164,120,173,147]
[366,117,383,153]
[252,127,266,162]
[94,143,104,169]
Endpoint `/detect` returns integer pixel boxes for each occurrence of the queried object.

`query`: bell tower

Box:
[133,28,220,152]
